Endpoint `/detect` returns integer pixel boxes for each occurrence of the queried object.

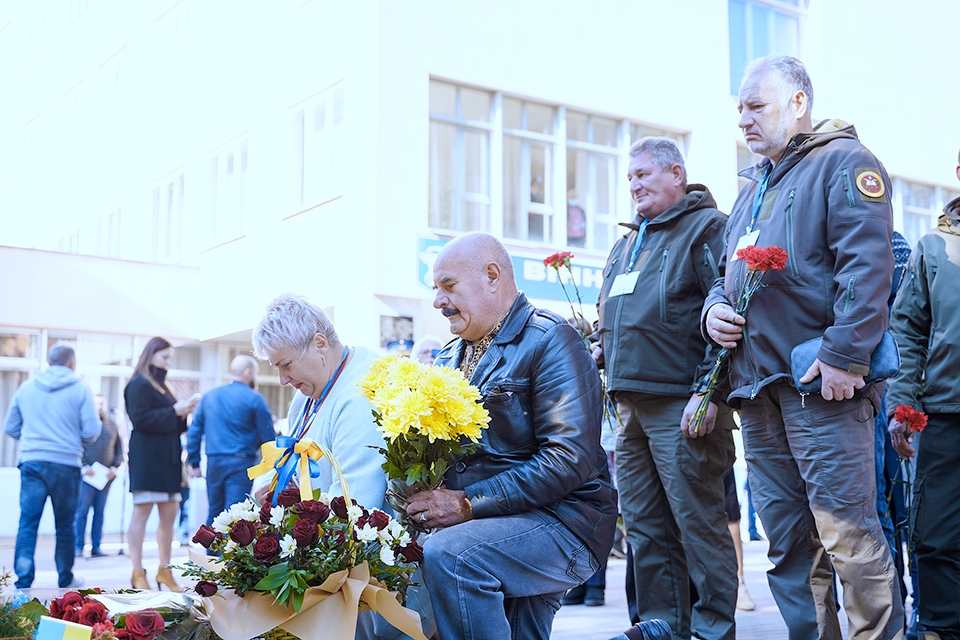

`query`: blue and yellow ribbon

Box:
[248,436,351,506]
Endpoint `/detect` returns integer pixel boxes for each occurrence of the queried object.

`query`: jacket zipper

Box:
[608,256,625,383]
[843,275,856,314]
[784,189,799,277]
[842,169,857,208]
[703,243,720,281]
[658,249,669,324]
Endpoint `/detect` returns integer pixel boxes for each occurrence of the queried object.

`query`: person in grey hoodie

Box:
[3,343,101,588]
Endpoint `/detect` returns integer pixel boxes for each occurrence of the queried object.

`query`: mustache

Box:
[441,307,460,318]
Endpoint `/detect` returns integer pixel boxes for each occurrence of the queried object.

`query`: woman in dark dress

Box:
[124,337,199,590]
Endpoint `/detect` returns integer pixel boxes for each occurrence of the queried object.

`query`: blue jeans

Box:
[204,455,257,525]
[422,509,598,640]
[15,461,81,588]
[75,479,111,553]
[740,383,902,640]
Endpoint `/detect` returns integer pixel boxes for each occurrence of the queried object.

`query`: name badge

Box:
[609,271,640,297]
[730,229,760,261]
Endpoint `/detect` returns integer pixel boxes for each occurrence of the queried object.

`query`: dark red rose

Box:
[253,532,280,561]
[395,540,424,563]
[62,607,80,623]
[292,519,320,548]
[115,629,132,640]
[295,500,330,525]
[325,528,346,546]
[368,510,390,531]
[78,600,110,626]
[330,496,349,518]
[194,580,218,597]
[355,514,369,530]
[192,524,221,549]
[49,597,64,619]
[277,487,302,508]
[229,519,258,546]
[124,608,165,640]
[60,591,84,608]
[259,502,275,525]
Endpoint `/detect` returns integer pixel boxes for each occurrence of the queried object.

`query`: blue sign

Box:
[418,237,602,305]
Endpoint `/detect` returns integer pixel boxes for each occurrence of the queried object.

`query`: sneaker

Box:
[561,584,586,606]
[609,619,674,640]
[584,586,605,606]
[62,576,85,589]
[90,549,106,558]
[736,580,756,611]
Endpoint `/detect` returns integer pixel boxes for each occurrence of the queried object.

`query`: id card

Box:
[609,271,640,297]
[730,229,759,261]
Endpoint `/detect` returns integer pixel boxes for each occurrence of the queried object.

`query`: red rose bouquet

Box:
[894,404,928,433]
[180,494,420,614]
[45,590,198,640]
[689,245,788,432]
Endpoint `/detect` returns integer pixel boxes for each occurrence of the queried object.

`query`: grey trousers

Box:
[615,392,738,640]
[740,382,903,640]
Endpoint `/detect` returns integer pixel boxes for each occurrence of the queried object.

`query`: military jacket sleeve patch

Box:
[855,168,887,203]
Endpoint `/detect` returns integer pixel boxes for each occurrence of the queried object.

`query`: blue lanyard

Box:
[749,164,772,232]
[293,346,350,440]
[626,218,650,272]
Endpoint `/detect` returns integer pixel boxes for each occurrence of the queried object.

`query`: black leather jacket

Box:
[435,294,618,562]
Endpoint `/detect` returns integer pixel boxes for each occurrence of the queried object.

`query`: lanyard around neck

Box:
[749,164,772,232]
[293,346,350,440]
[626,218,650,272]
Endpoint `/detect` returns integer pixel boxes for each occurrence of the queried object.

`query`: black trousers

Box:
[914,412,960,637]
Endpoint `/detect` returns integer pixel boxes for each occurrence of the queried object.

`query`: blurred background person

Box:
[410,334,444,366]
[187,355,274,525]
[75,394,123,558]
[124,337,199,591]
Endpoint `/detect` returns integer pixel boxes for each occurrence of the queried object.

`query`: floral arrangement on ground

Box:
[181,489,422,613]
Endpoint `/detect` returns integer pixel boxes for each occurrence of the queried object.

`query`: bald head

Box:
[231,355,258,386]
[433,233,519,341]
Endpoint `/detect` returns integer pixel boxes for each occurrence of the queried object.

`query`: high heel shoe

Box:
[156,566,180,591]
[131,568,151,590]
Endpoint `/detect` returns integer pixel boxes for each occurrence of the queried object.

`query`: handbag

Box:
[790,329,900,395]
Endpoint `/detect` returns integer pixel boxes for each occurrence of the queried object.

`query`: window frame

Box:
[290,83,345,215]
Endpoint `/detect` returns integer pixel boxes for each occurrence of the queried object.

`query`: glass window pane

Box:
[526,103,554,134]
[0,333,38,358]
[750,4,771,57]
[594,221,613,251]
[460,88,491,122]
[503,98,522,130]
[462,201,489,233]
[429,121,456,228]
[596,155,614,213]
[503,136,523,240]
[904,183,935,209]
[313,104,325,132]
[530,145,549,205]
[429,80,456,117]
[567,112,588,142]
[332,89,344,126]
[593,117,618,147]
[773,13,799,56]
[902,212,932,250]
[567,190,586,248]
[463,130,489,194]
[728,0,747,94]
[172,345,201,370]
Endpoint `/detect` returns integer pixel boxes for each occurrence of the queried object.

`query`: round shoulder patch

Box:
[856,170,886,198]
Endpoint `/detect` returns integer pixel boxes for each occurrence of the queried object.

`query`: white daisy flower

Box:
[396,531,412,548]
[379,546,395,566]
[222,540,238,555]
[386,521,405,540]
[212,511,235,534]
[280,535,297,559]
[355,523,379,543]
[346,505,364,522]
[268,505,285,528]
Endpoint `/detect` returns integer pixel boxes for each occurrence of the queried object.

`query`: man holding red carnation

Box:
[704,55,902,638]
[886,147,960,640]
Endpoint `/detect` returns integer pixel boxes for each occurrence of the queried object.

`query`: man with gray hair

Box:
[187,354,275,524]
[704,55,902,638]
[593,137,738,638]
[4,343,101,588]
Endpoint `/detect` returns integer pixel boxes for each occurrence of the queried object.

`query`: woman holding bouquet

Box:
[124,337,199,590]
[251,294,436,640]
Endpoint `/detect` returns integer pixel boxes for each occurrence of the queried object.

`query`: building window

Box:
[428,80,685,254]
[68,0,88,22]
[96,209,121,257]
[207,140,248,244]
[428,81,492,233]
[728,0,805,95]
[292,84,344,210]
[152,172,185,261]
[100,49,127,118]
[894,179,960,249]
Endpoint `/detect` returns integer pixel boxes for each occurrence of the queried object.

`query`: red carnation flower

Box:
[736,245,788,272]
[543,251,574,269]
[894,404,928,433]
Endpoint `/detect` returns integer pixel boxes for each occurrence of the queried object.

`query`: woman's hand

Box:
[173,395,200,417]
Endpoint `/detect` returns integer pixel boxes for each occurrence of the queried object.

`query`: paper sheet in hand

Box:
[82,461,111,491]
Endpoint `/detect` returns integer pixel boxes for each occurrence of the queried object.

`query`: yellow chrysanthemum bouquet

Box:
[358,356,490,535]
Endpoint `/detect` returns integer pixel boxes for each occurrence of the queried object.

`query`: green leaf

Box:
[291,589,304,613]
[254,563,291,591]
[406,463,427,484]
[14,600,48,622]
